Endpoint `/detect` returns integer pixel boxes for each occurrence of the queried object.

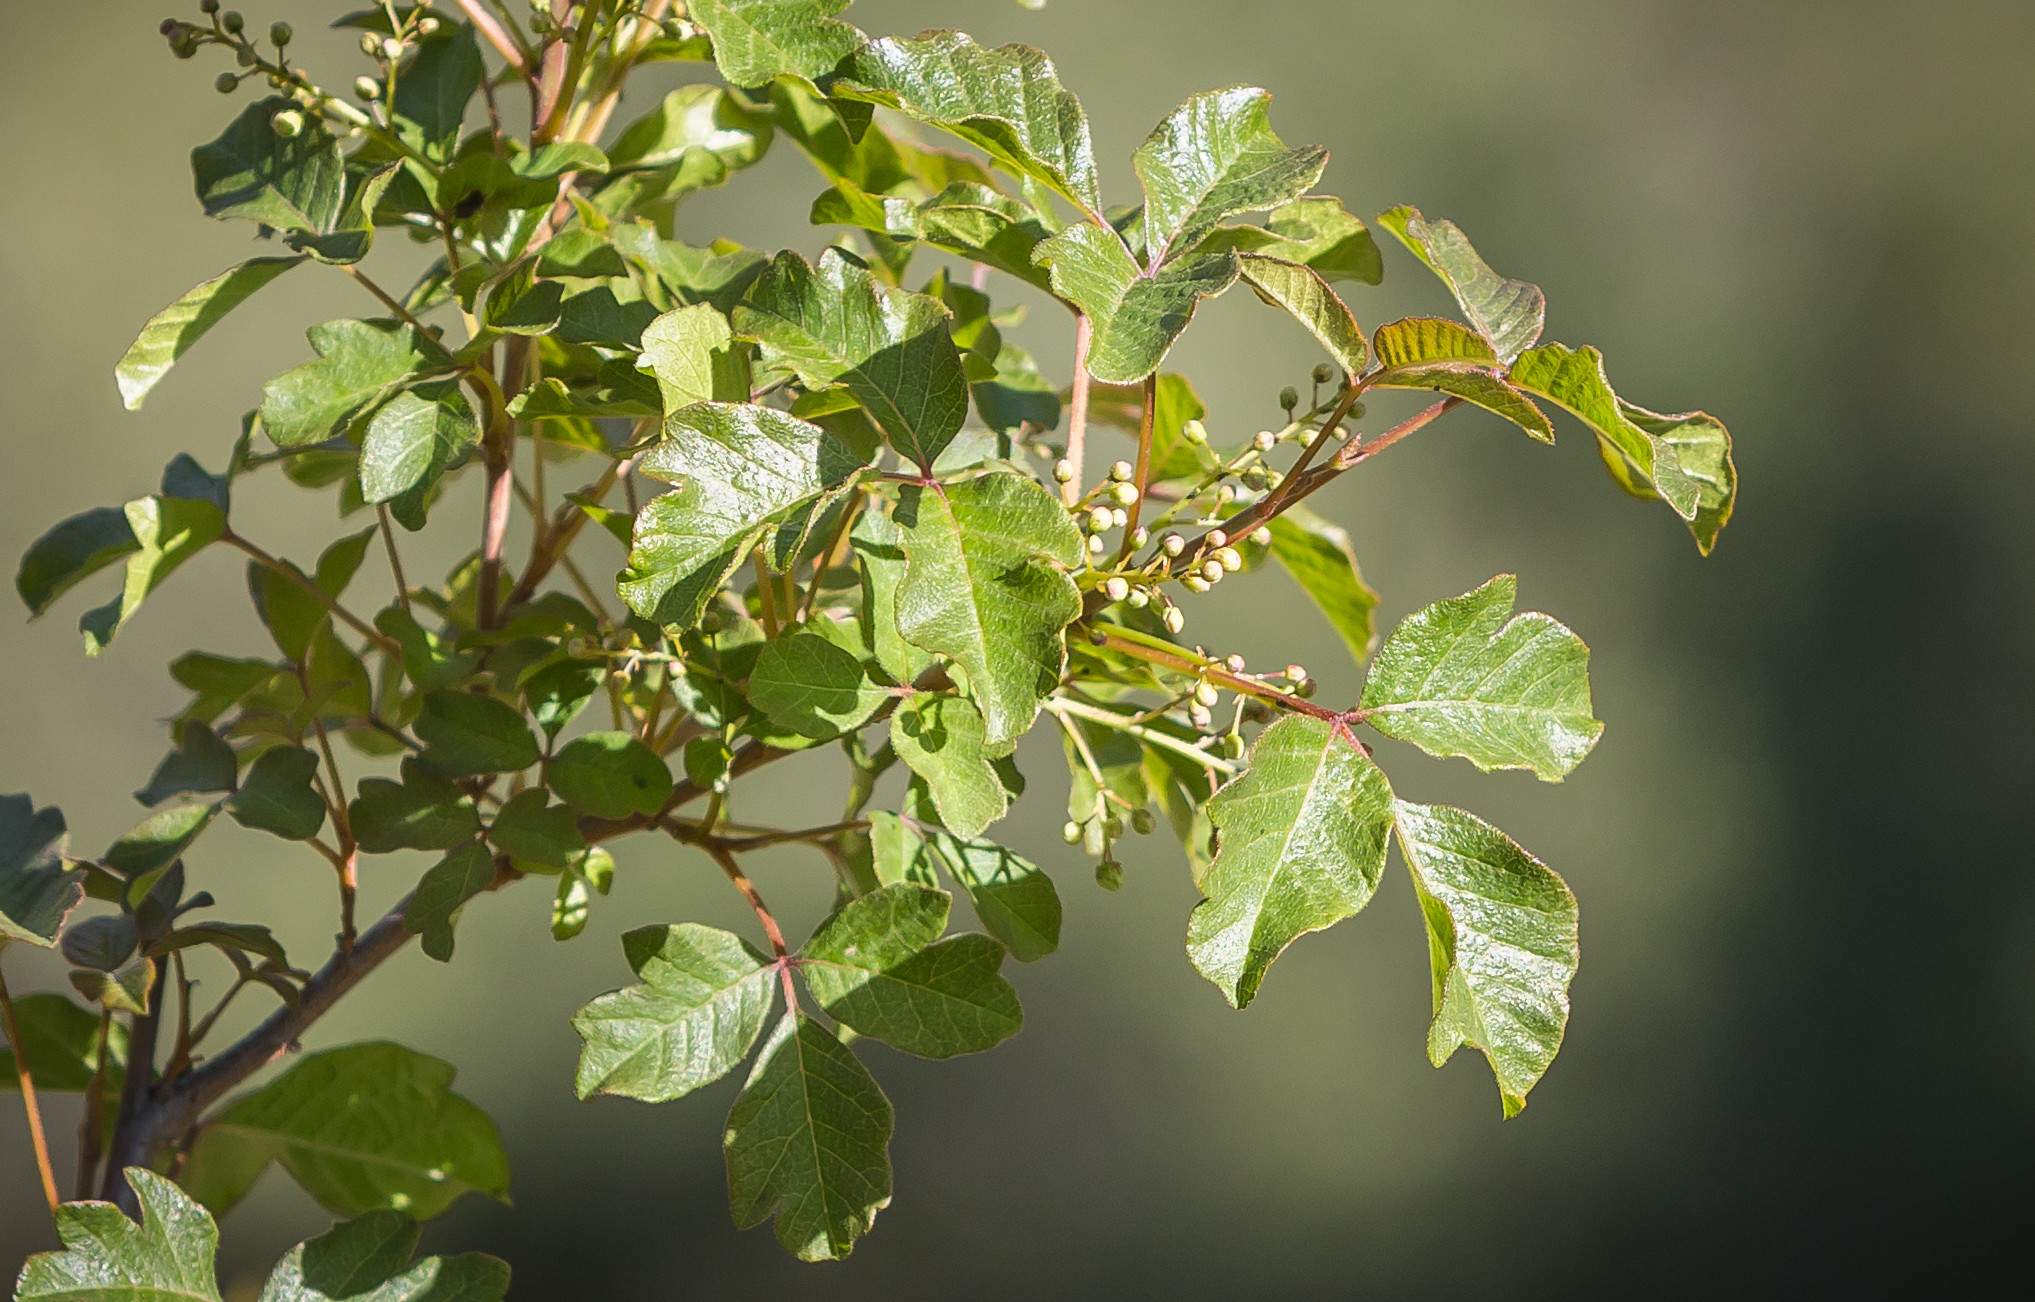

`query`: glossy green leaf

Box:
[80,489,228,656]
[284,165,399,267]
[0,992,127,1093]
[116,256,308,410]
[1186,715,1393,1008]
[226,745,327,841]
[415,691,540,778]
[359,384,481,533]
[477,259,564,337]
[1377,206,1544,364]
[890,694,1006,837]
[16,1168,222,1302]
[1134,87,1326,264]
[689,0,862,88]
[16,506,140,618]
[192,97,345,233]
[735,249,967,469]
[520,659,606,740]
[170,654,283,725]
[1359,575,1601,781]
[136,719,237,807]
[800,883,1022,1058]
[1237,254,1366,374]
[873,816,1060,962]
[261,320,442,450]
[748,632,889,741]
[349,761,480,855]
[1265,506,1380,665]
[404,842,495,962]
[391,24,483,163]
[1195,196,1382,284]
[837,32,1100,212]
[850,507,935,685]
[1392,802,1579,1117]
[572,923,776,1102]
[891,472,1084,747]
[64,914,137,971]
[257,1209,511,1302]
[1611,398,1738,555]
[548,732,674,819]
[179,1041,509,1221]
[485,790,583,870]
[622,402,866,629]
[0,792,80,946]
[724,1012,892,1261]
[637,303,735,413]
[1364,317,1553,441]
[1033,223,1241,383]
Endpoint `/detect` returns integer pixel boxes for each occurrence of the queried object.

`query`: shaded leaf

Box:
[748,632,889,741]
[404,842,495,962]
[116,256,308,409]
[258,1210,511,1302]
[72,956,156,1016]
[0,792,81,946]
[415,691,540,778]
[16,506,140,618]
[485,790,583,870]
[1133,87,1326,264]
[869,814,1060,961]
[192,96,345,233]
[548,732,674,819]
[1377,206,1544,364]
[1265,506,1379,665]
[227,745,328,841]
[349,759,482,854]
[0,992,128,1093]
[1365,317,1552,441]
[890,694,1006,838]
[105,804,217,886]
[136,720,237,807]
[16,1168,222,1302]
[81,490,229,656]
[572,923,776,1102]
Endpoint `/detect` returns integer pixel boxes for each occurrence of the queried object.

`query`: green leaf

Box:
[572,923,776,1102]
[485,790,583,870]
[16,506,140,618]
[171,653,283,725]
[1133,87,1326,264]
[81,489,229,656]
[178,1041,509,1221]
[376,608,477,693]
[192,96,345,233]
[800,883,1023,1058]
[16,1168,222,1302]
[258,1209,511,1302]
[350,758,482,854]
[1358,575,1601,782]
[477,259,564,337]
[1392,802,1578,1117]
[136,720,237,807]
[286,165,400,267]
[1376,206,1544,364]
[850,506,934,685]
[821,180,1059,295]
[116,256,308,410]
[1194,196,1382,284]
[106,804,218,886]
[261,320,442,450]
[923,829,1060,962]
[1265,506,1380,666]
[724,1012,893,1261]
[637,303,737,413]
[1,993,128,1093]
[837,32,1101,212]
[1185,715,1393,1009]
[735,249,967,469]
[622,402,866,629]
[747,632,889,741]
[149,922,288,966]
[404,842,495,962]
[596,85,772,218]
[415,691,540,778]
[1237,254,1366,375]
[548,732,674,819]
[1610,398,1738,555]
[73,955,158,1016]
[520,658,606,740]
[688,0,862,88]
[391,24,483,163]
[890,694,1006,837]
[1364,317,1552,442]
[1032,223,1241,383]
[225,745,326,841]
[0,793,80,946]
[891,473,1083,746]
[360,384,482,531]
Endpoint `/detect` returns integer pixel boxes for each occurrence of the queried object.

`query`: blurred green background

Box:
[6,0,2035,1295]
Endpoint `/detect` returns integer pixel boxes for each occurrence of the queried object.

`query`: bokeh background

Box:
[6,0,2035,1295]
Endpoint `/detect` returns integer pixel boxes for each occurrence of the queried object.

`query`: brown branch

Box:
[375,505,412,615]
[1085,628,1337,721]
[101,961,167,1211]
[1116,371,1157,560]
[76,1010,111,1200]
[0,959,61,1216]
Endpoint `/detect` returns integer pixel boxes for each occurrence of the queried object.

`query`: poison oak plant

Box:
[1,0,1735,1287]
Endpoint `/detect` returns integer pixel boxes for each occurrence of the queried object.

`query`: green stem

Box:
[1048,696,1240,777]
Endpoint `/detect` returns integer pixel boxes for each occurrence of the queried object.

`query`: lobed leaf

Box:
[1032,223,1241,383]
[415,691,540,778]
[1133,87,1326,264]
[0,792,81,946]
[637,303,737,413]
[136,719,238,808]
[1376,206,1544,364]
[261,320,444,450]
[192,97,346,234]
[485,790,584,870]
[16,1169,222,1302]
[1237,254,1366,375]
[349,759,482,854]
[1365,317,1552,441]
[226,745,327,841]
[688,0,863,88]
[547,732,674,819]
[404,842,495,962]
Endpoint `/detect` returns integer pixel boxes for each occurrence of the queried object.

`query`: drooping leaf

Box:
[747,632,889,741]
[1376,206,1544,364]
[1032,223,1242,383]
[1358,574,1601,782]
[891,472,1084,748]
[723,1012,893,1261]
[1,992,128,1093]
[1392,802,1579,1117]
[1133,87,1326,265]
[1611,398,1737,555]
[800,883,1022,1058]
[16,1168,222,1302]
[735,249,968,469]
[170,654,284,725]
[16,506,140,618]
[837,32,1101,212]
[1237,254,1366,375]
[105,804,218,887]
[0,792,81,946]
[348,758,482,854]
[177,1041,509,1221]
[148,923,288,967]
[1185,715,1393,1008]
[572,923,776,1102]
[116,256,308,409]
[1364,317,1552,441]
[80,487,229,656]
[1194,196,1382,284]
[415,691,540,778]
[548,732,674,819]
[192,96,346,233]
[688,0,863,88]
[403,842,495,962]
[136,719,238,807]
[226,745,328,841]
[621,402,866,629]
[1265,506,1380,666]
[261,320,443,450]
[636,303,736,413]
[890,694,1006,838]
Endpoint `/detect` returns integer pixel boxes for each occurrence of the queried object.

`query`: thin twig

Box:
[455,0,530,77]
[1062,314,1094,505]
[77,1010,111,1199]
[1085,627,1338,721]
[222,531,402,656]
[0,959,62,1216]
[376,505,412,615]
[1048,696,1240,776]
[1116,371,1158,562]
[753,550,779,638]
[337,264,435,338]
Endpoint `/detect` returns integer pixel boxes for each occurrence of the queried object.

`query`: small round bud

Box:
[1312,362,1334,386]
[1222,732,1245,759]
[1088,628,1108,646]
[698,611,724,635]
[1279,386,1300,412]
[1243,701,1274,724]
[1215,546,1242,573]
[1062,820,1083,845]
[1105,814,1125,839]
[1086,534,1107,555]
[1183,575,1212,594]
[355,75,381,100]
[1160,533,1185,557]
[1095,859,1126,891]
[1285,664,1307,683]
[360,32,381,56]
[1253,429,1276,452]
[1110,481,1139,507]
[1130,526,1149,547]
[1126,588,1150,609]
[1250,526,1272,547]
[1193,681,1220,708]
[1087,507,1113,534]
[220,10,243,34]
[1293,677,1317,699]
[1242,468,1268,491]
[270,109,303,137]
[1109,459,1134,482]
[1103,576,1130,603]
[1199,560,1225,584]
[416,16,441,35]
[1053,458,1075,484]
[1216,484,1236,505]
[172,33,200,57]
[270,20,291,45]
[1188,703,1213,729]
[235,46,257,65]
[1162,606,1186,634]
[160,17,182,36]
[1131,808,1154,835]
[1206,529,1228,549]
[1110,507,1128,529]
[1224,654,1246,673]
[1347,401,1366,421]
[198,0,219,12]
[1264,471,1285,491]
[1182,419,1207,445]
[214,72,239,93]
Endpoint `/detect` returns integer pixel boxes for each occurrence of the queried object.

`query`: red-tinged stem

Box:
[0,960,61,1216]
[1116,372,1157,560]
[223,531,402,656]
[1062,314,1094,506]
[454,0,529,78]
[1086,628,1339,721]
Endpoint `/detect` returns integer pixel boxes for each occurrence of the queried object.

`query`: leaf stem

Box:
[337,264,434,338]
[455,0,531,78]
[222,530,403,656]
[1062,314,1094,505]
[753,550,780,638]
[375,505,412,615]
[1085,627,1338,721]
[0,957,62,1217]
[705,844,789,961]
[1048,696,1240,776]
[1116,372,1158,562]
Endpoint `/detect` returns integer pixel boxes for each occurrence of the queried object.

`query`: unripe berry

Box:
[1086,534,1107,555]
[1242,468,1267,490]
[1278,386,1299,412]
[1253,429,1276,452]
[1095,859,1125,891]
[198,0,219,12]
[1224,654,1246,672]
[360,32,381,56]
[1182,575,1212,594]
[1199,559,1225,583]
[1062,821,1082,845]
[1110,481,1139,507]
[1103,576,1130,603]
[213,72,238,92]
[1221,732,1245,759]
[1193,681,1219,708]
[1215,546,1242,572]
[1250,526,1272,547]
[355,75,381,100]
[1126,588,1150,609]
[1087,507,1112,534]
[1109,460,1133,482]
[1182,419,1207,444]
[220,10,243,34]
[1188,703,1212,729]
[270,109,303,137]
[1293,677,1317,699]
[1160,533,1185,557]
[698,611,724,635]
[1162,606,1186,634]
[270,21,291,45]
[1105,815,1124,839]
[1312,362,1334,385]
[1131,807,1154,835]
[1206,530,1228,549]
[1053,459,1075,483]
[1285,664,1307,683]
[1109,507,1128,529]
